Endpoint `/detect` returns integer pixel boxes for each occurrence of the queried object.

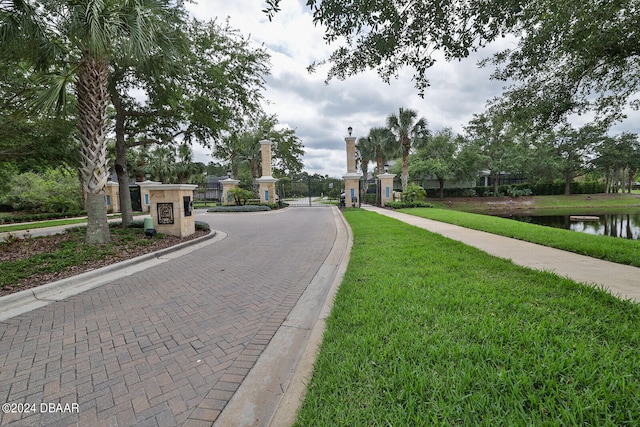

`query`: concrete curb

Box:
[269,207,353,426]
[0,230,223,322]
[213,206,353,426]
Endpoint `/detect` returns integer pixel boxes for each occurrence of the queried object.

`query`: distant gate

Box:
[282,174,341,208]
[129,185,142,211]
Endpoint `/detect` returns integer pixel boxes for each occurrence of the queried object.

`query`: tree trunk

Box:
[376,154,384,176]
[109,77,134,227]
[628,168,635,193]
[492,172,499,196]
[401,140,409,191]
[251,159,260,195]
[115,141,133,227]
[438,176,445,198]
[115,119,133,227]
[77,53,110,244]
[564,171,572,195]
[85,191,110,243]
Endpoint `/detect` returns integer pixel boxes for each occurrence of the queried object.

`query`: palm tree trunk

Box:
[401,140,410,191]
[78,53,110,244]
[376,154,384,176]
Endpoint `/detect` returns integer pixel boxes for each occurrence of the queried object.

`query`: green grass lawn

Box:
[0,212,145,233]
[399,208,640,268]
[0,218,91,233]
[295,210,640,426]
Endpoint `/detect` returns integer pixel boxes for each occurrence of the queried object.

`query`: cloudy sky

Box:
[186,0,639,178]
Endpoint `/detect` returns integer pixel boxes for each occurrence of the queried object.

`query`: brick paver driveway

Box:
[0,207,338,426]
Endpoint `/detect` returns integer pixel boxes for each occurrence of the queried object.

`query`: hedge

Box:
[424,181,606,198]
[207,205,272,212]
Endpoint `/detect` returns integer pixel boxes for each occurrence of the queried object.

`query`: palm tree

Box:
[386,108,429,190]
[147,146,177,183]
[368,127,398,176]
[175,144,205,184]
[356,136,375,182]
[1,0,176,243]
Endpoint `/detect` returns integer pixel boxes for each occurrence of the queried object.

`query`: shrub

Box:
[401,184,427,203]
[432,181,606,198]
[386,201,434,209]
[195,221,210,231]
[226,188,255,206]
[207,205,271,212]
[42,195,82,213]
[1,168,82,213]
[506,186,533,198]
[263,203,281,210]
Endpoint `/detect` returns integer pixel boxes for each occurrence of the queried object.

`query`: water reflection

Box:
[509,213,640,240]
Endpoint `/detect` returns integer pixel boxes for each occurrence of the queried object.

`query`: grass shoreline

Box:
[428,193,640,214]
[294,210,640,426]
[400,208,640,268]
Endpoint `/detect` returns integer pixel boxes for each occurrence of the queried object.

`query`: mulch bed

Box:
[0,228,209,297]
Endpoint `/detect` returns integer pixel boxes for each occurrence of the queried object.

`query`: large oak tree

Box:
[265,1,639,125]
[109,17,269,226]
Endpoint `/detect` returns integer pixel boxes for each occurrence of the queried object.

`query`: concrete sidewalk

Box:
[0,206,349,426]
[364,206,640,302]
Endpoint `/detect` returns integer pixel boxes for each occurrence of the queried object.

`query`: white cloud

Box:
[187,1,639,178]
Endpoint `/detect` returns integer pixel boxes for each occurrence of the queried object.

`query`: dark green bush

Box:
[207,205,271,212]
[1,168,82,213]
[195,221,210,231]
[385,201,434,209]
[429,181,605,198]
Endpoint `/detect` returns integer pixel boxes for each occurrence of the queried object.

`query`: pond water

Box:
[506,212,640,240]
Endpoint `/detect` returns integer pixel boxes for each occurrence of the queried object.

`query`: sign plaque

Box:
[157,203,174,224]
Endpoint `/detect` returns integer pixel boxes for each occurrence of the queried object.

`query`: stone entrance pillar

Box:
[378,173,396,207]
[257,136,278,204]
[105,182,120,213]
[221,178,240,205]
[137,180,161,212]
[148,184,198,237]
[343,128,362,207]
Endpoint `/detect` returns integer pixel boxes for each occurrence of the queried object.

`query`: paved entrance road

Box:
[0,207,339,426]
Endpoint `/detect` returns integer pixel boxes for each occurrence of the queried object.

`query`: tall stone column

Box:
[378,173,396,207]
[221,178,240,205]
[257,136,278,204]
[343,127,362,207]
